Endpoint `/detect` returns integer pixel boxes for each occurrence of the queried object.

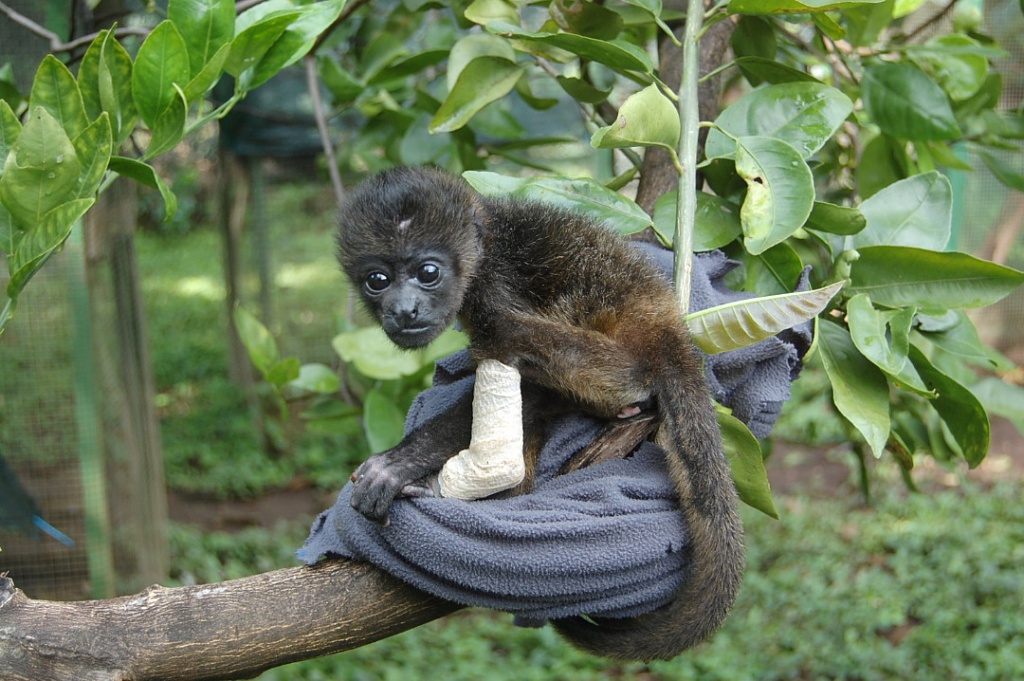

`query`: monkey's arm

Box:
[350,389,473,522]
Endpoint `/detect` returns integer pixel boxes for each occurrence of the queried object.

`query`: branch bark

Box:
[0,562,460,681]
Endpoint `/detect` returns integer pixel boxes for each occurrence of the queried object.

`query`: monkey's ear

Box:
[468,197,488,250]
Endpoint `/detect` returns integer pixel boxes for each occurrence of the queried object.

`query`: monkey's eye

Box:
[416,263,441,287]
[365,272,391,294]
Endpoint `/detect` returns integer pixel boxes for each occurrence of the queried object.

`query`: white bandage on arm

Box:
[437,359,525,500]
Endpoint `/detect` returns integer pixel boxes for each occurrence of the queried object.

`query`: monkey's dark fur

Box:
[336,167,744,661]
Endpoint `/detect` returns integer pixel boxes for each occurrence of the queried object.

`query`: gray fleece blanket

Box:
[299,247,811,622]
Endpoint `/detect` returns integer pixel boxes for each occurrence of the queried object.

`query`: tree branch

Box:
[0,562,460,681]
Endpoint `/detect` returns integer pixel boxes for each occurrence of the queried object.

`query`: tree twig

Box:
[902,0,957,43]
[305,54,345,207]
[0,1,148,53]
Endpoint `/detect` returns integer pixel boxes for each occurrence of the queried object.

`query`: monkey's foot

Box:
[437,358,525,501]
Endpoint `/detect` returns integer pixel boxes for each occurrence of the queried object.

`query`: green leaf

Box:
[289,363,341,394]
[183,43,231,104]
[735,136,815,255]
[363,388,405,452]
[29,55,89,141]
[430,56,524,133]
[591,84,680,152]
[0,107,80,229]
[705,82,853,160]
[0,99,21,167]
[652,191,742,250]
[233,306,280,374]
[108,156,178,222]
[266,357,302,386]
[78,32,105,121]
[848,246,1024,310]
[81,31,138,146]
[0,63,24,111]
[71,113,112,199]
[844,0,894,47]
[729,0,887,14]
[717,409,777,518]
[851,171,951,249]
[419,328,469,365]
[811,12,845,41]
[908,344,989,467]
[143,86,188,160]
[463,171,654,235]
[551,0,624,39]
[360,32,410,81]
[970,377,1024,434]
[0,204,13,261]
[857,133,910,199]
[861,62,961,141]
[687,281,844,354]
[99,35,138,146]
[241,0,346,90]
[400,114,454,166]
[7,198,93,299]
[464,0,520,25]
[168,0,236,80]
[909,34,990,101]
[447,33,516,92]
[514,78,559,110]
[742,242,805,295]
[555,75,611,104]
[956,72,1002,119]
[980,152,1024,193]
[923,141,972,171]
[914,310,1008,369]
[224,10,303,82]
[817,321,890,458]
[734,57,819,86]
[846,294,931,395]
[318,56,364,105]
[805,201,866,235]
[369,50,449,86]
[132,21,191,128]
[731,17,777,67]
[486,22,654,75]
[332,326,427,379]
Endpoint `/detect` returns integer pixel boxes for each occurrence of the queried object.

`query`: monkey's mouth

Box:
[388,324,441,349]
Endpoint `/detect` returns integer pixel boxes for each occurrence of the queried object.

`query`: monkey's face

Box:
[354,251,462,349]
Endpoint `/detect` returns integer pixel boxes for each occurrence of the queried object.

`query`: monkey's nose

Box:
[394,306,419,326]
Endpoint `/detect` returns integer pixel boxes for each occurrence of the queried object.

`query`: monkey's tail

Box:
[552,360,745,661]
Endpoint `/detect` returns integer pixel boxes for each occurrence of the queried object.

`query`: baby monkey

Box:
[336,167,743,661]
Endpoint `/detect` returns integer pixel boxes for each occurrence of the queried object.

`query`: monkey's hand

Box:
[350,453,442,524]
